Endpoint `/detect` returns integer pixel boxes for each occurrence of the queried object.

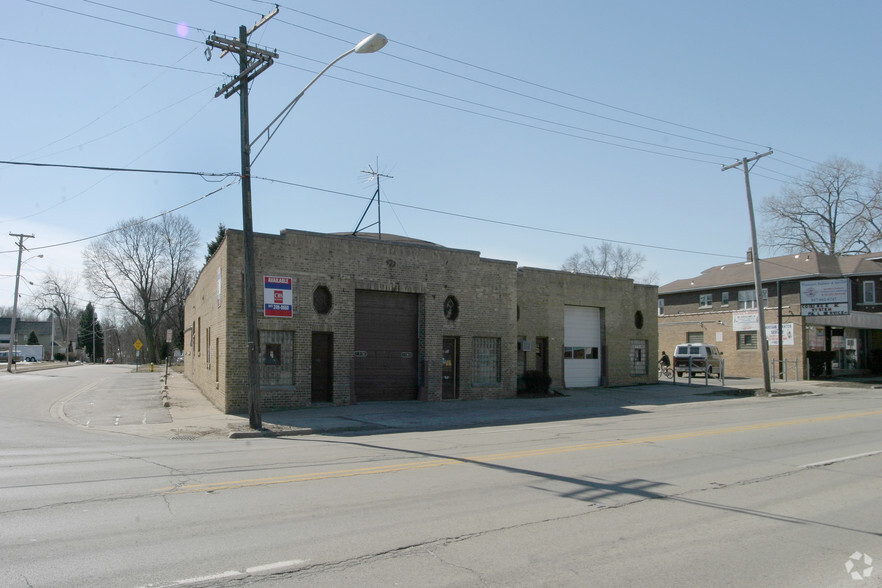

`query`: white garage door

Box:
[564,306,602,387]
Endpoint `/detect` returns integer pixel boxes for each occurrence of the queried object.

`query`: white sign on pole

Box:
[800,278,850,316]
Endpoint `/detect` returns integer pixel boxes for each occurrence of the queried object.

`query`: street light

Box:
[210,28,388,429]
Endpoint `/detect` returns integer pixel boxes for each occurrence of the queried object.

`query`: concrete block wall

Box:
[517,268,659,388]
[185,229,657,413]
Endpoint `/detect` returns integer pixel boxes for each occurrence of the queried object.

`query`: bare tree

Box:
[761,157,882,255]
[562,242,658,283]
[82,214,199,363]
[30,271,79,357]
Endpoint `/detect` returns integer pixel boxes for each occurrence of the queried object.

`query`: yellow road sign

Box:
[134,339,143,351]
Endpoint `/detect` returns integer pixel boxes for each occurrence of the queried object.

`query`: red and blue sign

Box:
[264,276,293,317]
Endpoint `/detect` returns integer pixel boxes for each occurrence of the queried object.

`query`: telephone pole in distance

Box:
[7,233,35,373]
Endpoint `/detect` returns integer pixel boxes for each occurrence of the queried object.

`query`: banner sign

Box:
[732,310,758,332]
[264,276,293,317]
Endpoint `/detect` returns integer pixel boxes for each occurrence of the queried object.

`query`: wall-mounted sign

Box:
[766,323,794,346]
[264,276,293,317]
[800,278,850,316]
[732,310,758,331]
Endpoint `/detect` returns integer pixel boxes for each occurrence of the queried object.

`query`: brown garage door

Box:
[354,290,419,401]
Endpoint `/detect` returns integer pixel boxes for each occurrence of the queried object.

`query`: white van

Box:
[673,344,723,378]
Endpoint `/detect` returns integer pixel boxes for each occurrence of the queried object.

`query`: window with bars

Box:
[259,330,295,386]
[737,331,757,349]
[687,331,704,343]
[630,340,648,376]
[473,337,501,384]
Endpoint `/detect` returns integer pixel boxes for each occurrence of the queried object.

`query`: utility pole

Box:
[207,10,278,429]
[7,233,34,373]
[722,150,773,394]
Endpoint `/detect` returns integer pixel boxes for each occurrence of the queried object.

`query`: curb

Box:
[228,428,317,439]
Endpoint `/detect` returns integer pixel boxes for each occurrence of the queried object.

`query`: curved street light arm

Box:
[249,48,356,165]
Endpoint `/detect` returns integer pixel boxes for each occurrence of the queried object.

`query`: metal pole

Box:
[777,280,784,379]
[238,24,263,429]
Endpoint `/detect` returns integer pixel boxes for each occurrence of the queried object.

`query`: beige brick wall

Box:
[185,229,659,413]
[517,268,659,388]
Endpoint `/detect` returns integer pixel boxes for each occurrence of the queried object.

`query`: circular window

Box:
[313,286,332,315]
[634,311,644,329]
[443,295,459,320]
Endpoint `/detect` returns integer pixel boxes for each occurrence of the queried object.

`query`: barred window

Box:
[259,330,295,386]
[738,331,757,349]
[473,337,501,384]
[630,340,648,376]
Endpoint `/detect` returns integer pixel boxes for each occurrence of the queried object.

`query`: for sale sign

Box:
[264,276,293,317]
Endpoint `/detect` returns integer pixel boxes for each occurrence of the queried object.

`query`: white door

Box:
[564,306,602,387]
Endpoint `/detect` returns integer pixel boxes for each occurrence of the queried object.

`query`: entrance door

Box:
[535,337,549,375]
[442,337,459,400]
[311,332,333,403]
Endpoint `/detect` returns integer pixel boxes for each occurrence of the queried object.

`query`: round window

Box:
[313,286,332,314]
[443,295,459,320]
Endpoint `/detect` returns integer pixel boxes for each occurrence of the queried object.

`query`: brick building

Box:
[658,251,882,380]
[184,229,658,413]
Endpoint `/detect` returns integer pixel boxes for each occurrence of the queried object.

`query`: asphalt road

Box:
[1,365,881,587]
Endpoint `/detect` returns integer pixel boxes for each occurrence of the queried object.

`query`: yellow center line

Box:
[155,408,882,494]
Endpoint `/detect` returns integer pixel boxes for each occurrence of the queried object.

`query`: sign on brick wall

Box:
[264,276,293,317]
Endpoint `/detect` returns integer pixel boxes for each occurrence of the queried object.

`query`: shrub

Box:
[522,370,552,394]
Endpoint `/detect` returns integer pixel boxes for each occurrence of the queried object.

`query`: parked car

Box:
[673,343,723,378]
[105,358,114,364]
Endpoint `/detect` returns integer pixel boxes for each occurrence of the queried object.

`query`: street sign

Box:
[134,339,143,351]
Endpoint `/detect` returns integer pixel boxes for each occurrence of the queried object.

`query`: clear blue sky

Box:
[3,0,881,317]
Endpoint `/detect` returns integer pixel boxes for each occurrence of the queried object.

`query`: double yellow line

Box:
[155,408,882,495]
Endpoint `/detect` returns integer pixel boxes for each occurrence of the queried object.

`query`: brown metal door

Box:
[442,337,459,400]
[354,290,419,401]
[311,332,333,403]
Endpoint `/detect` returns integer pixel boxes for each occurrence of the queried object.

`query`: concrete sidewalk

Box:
[148,371,822,441]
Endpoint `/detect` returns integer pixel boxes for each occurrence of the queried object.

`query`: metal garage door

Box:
[564,306,602,387]
[354,290,419,401]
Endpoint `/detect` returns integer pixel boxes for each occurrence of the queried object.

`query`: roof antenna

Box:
[353,158,393,240]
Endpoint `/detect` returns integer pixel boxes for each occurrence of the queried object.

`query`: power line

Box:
[0,37,218,77]
[0,179,240,255]
[24,1,822,170]
[0,160,237,178]
[251,174,743,261]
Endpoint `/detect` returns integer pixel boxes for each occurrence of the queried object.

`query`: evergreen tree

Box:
[77,303,105,361]
[205,222,226,262]
[27,331,39,345]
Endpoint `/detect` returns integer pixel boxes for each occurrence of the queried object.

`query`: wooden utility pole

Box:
[207,10,278,429]
[722,150,773,394]
[7,233,34,373]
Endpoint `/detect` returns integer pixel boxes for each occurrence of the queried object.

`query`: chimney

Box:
[746,247,754,262]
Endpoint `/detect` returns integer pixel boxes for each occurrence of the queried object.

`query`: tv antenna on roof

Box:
[353,159,393,240]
